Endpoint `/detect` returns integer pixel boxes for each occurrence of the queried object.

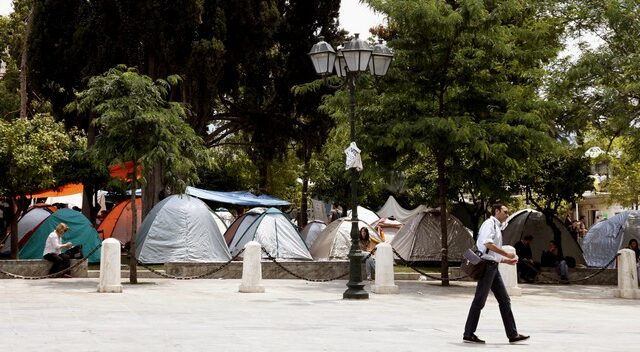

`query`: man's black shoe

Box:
[509,334,530,343]
[463,334,485,344]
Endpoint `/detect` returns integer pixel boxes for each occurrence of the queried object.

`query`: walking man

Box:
[463,203,530,344]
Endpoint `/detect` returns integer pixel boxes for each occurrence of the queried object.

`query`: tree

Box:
[604,141,640,210]
[0,113,71,258]
[67,65,207,283]
[365,0,564,284]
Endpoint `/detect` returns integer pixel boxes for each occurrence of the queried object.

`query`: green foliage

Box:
[604,141,640,209]
[67,65,207,194]
[0,114,71,195]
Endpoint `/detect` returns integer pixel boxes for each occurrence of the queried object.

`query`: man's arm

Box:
[485,243,517,265]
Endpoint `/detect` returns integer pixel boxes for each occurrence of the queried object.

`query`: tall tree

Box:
[67,66,207,283]
[0,113,71,258]
[365,0,564,284]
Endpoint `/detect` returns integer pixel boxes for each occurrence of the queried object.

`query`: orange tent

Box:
[30,183,83,198]
[98,197,142,244]
[109,161,142,181]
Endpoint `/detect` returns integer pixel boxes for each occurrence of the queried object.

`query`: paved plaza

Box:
[1,278,636,351]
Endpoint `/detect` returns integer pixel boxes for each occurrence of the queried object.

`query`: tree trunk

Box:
[9,196,18,259]
[436,153,449,286]
[19,10,33,119]
[257,161,269,195]
[299,156,310,228]
[142,164,163,218]
[129,162,138,284]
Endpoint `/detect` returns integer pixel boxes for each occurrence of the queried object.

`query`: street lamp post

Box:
[308,34,393,299]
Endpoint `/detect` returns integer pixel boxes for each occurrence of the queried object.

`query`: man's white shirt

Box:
[476,216,503,263]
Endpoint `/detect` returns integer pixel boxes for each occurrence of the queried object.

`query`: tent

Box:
[377,195,428,223]
[30,183,106,210]
[346,206,380,225]
[310,217,382,260]
[301,220,327,248]
[225,207,312,260]
[502,209,585,265]
[1,205,56,255]
[97,197,142,245]
[19,208,102,263]
[211,208,234,235]
[391,210,474,262]
[136,195,231,263]
[582,211,640,267]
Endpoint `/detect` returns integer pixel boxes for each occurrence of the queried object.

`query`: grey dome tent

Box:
[136,195,231,263]
[225,207,312,260]
[310,217,382,260]
[391,209,473,262]
[582,211,640,267]
[502,209,585,265]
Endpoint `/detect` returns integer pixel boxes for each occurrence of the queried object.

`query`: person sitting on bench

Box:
[43,223,74,278]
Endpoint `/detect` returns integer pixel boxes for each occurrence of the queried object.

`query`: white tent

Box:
[211,208,234,236]
[301,220,327,248]
[583,211,640,267]
[310,217,382,260]
[377,196,428,223]
[347,206,380,225]
[391,210,473,262]
[135,195,231,263]
[225,207,312,260]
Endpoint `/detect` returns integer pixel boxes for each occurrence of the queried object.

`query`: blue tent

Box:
[583,211,640,267]
[19,208,102,263]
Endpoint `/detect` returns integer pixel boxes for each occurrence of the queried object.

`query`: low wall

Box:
[448,267,617,285]
[165,260,351,280]
[0,259,88,279]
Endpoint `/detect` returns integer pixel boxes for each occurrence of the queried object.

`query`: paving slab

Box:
[1,278,637,352]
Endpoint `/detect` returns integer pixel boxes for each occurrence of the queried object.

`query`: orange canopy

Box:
[30,183,83,198]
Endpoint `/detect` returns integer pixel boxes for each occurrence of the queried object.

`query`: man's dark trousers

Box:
[464,261,517,338]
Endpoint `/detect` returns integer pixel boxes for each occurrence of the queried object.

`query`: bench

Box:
[0,259,88,279]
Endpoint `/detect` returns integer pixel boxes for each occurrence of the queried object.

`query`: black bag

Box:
[461,248,487,281]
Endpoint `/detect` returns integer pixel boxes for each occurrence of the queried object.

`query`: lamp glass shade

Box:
[308,37,336,75]
[335,50,348,77]
[341,34,372,73]
[370,40,393,76]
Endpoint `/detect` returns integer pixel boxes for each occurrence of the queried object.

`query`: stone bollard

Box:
[613,248,640,299]
[498,245,521,296]
[97,238,123,293]
[372,243,399,294]
[239,241,265,293]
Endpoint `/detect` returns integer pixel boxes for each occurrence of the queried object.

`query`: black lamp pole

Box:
[308,34,393,300]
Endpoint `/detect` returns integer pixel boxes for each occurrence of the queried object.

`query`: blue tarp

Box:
[186,186,290,207]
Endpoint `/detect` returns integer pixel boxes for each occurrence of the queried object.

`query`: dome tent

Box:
[1,205,56,255]
[136,195,231,264]
[97,197,142,245]
[391,209,473,262]
[225,207,312,260]
[19,208,102,263]
[301,220,327,248]
[502,209,585,265]
[310,217,381,260]
[582,211,640,267]
[347,206,380,225]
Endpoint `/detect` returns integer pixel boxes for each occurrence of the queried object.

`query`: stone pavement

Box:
[1,278,636,352]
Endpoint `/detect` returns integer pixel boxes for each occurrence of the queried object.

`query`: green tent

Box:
[20,208,102,263]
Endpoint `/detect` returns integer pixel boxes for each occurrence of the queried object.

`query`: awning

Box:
[186,186,290,207]
[30,183,84,198]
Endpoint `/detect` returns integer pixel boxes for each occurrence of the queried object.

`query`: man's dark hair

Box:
[524,235,533,241]
[550,240,558,246]
[491,203,504,216]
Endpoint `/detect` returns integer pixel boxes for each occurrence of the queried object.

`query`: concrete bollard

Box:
[372,243,399,294]
[239,241,265,293]
[97,238,123,293]
[613,248,640,299]
[499,245,521,296]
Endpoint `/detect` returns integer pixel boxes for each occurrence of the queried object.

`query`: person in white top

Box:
[463,203,529,344]
[43,223,73,277]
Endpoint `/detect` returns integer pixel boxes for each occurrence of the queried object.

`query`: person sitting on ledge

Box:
[541,240,569,284]
[43,223,74,278]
